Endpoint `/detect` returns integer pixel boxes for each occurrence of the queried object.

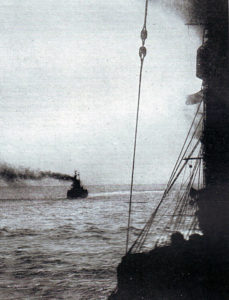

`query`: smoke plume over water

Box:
[0,164,73,183]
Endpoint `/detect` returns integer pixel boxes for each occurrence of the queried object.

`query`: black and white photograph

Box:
[0,1,228,299]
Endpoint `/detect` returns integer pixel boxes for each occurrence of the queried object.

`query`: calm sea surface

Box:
[0,185,164,299]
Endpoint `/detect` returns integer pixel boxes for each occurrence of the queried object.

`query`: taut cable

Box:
[126,0,149,254]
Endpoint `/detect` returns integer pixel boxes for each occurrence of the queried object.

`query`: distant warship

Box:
[67,171,88,199]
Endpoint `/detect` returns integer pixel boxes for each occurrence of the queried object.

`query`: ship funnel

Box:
[186,90,203,105]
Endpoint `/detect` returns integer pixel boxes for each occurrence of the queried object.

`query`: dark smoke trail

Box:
[156,0,208,24]
[0,164,73,182]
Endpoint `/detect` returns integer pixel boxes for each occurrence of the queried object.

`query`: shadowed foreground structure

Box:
[109,0,229,299]
[110,234,229,299]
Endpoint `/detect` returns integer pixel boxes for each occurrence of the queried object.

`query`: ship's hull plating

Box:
[67,188,88,199]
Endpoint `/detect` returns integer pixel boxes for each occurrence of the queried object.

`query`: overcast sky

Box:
[0,0,202,184]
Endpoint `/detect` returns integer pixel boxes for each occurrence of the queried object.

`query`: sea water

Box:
[0,185,164,300]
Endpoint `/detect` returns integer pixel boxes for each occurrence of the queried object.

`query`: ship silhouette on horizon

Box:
[67,171,88,199]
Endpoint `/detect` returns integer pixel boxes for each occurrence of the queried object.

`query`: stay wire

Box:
[165,99,203,194]
[130,108,203,253]
[165,113,203,196]
[126,59,144,254]
[138,140,201,251]
[131,134,202,253]
[126,0,149,254]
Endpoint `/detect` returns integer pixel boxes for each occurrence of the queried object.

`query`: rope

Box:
[166,123,202,195]
[130,139,201,253]
[126,0,149,254]
[137,139,201,252]
[165,99,203,194]
[126,0,205,254]
[173,151,201,232]
[129,103,204,253]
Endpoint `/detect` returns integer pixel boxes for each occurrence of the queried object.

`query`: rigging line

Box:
[136,217,155,252]
[132,129,202,252]
[169,169,190,226]
[166,138,201,195]
[165,115,203,195]
[130,199,159,253]
[166,116,201,191]
[139,164,198,251]
[129,3,204,254]
[182,163,201,232]
[131,53,204,253]
[143,0,149,28]
[169,178,191,226]
[179,157,200,213]
[129,214,150,253]
[187,152,201,189]
[188,157,201,195]
[161,170,196,229]
[166,119,203,195]
[126,59,144,254]
[165,100,203,193]
[141,159,200,249]
[134,163,192,252]
[172,156,200,230]
[126,0,149,254]
[129,13,204,255]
